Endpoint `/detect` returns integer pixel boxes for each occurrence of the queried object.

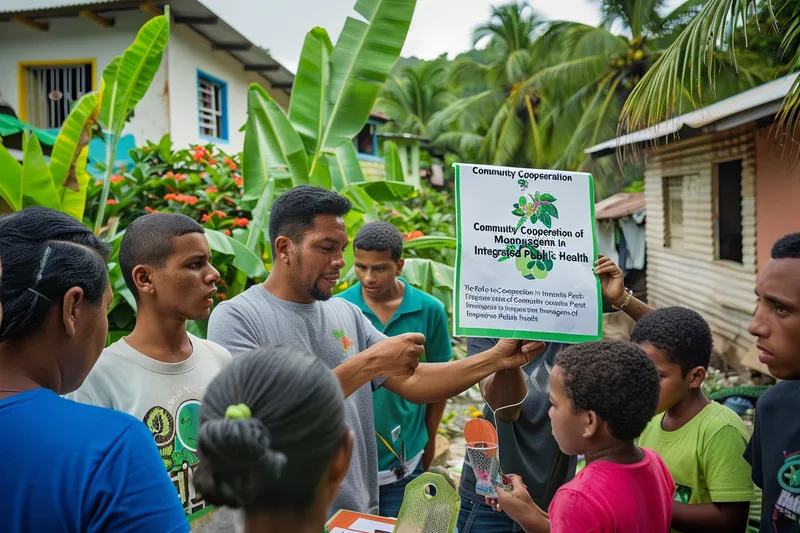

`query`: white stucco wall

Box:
[0,11,288,153]
[0,11,169,143]
[166,23,284,151]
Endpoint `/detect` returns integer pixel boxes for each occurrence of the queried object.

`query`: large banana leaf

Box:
[402,236,457,250]
[400,257,455,311]
[243,84,310,200]
[341,180,416,203]
[0,143,22,211]
[21,132,60,210]
[289,27,334,154]
[383,140,405,182]
[205,228,268,279]
[309,0,416,176]
[327,141,364,191]
[50,92,99,220]
[99,13,169,135]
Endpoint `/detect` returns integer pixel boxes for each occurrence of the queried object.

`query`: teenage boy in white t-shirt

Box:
[69,213,232,532]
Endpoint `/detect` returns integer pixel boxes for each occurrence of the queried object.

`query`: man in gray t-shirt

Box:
[207,186,544,519]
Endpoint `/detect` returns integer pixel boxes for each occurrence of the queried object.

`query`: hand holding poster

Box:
[453,163,602,342]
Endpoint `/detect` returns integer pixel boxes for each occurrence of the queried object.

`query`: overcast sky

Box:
[202,0,685,73]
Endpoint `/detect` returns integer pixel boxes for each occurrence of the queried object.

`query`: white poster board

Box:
[453,163,602,342]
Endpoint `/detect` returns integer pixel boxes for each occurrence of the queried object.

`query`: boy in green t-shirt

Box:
[634,306,755,533]
[337,221,453,518]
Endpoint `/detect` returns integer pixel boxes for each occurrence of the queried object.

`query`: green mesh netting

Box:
[393,473,460,533]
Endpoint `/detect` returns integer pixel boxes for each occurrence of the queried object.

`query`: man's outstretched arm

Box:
[383,340,545,404]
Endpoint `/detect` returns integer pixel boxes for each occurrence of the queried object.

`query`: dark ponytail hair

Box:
[0,207,111,342]
[196,344,347,512]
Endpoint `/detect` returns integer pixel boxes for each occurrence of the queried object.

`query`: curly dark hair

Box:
[354,221,404,260]
[556,340,659,441]
[772,232,800,259]
[630,306,713,375]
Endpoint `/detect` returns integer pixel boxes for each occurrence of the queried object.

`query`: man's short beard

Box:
[309,284,332,301]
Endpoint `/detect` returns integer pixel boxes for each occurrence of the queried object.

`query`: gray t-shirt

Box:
[459,337,576,510]
[207,284,386,517]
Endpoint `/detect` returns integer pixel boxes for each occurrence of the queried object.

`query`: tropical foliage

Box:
[620,0,800,140]
[418,0,783,196]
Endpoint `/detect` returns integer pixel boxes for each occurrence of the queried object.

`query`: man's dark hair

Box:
[772,232,800,259]
[353,221,404,261]
[119,213,204,299]
[556,340,659,441]
[268,186,351,254]
[629,306,713,375]
[0,207,111,342]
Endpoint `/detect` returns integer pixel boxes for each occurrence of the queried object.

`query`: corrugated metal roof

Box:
[0,0,295,88]
[586,73,800,156]
[594,192,645,220]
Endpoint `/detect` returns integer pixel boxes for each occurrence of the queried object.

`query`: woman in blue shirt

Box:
[0,207,189,533]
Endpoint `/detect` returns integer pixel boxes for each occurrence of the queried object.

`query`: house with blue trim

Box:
[0,0,293,164]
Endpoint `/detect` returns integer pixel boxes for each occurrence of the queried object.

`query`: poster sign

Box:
[453,163,602,342]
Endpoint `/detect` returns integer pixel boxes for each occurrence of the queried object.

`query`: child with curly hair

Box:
[491,340,675,533]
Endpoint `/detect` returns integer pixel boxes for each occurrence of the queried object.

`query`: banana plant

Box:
[0,92,100,218]
[241,0,419,256]
[94,7,170,233]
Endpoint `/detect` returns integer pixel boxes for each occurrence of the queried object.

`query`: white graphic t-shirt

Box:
[68,334,232,531]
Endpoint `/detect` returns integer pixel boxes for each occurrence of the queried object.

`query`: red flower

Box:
[403,230,424,241]
[164,193,198,205]
[174,173,188,182]
[201,210,227,223]
[224,230,232,236]
[144,206,157,213]
[110,175,125,184]
[94,180,103,186]
[165,171,174,178]
[191,146,208,162]
[233,175,243,188]
[208,157,218,166]
[204,186,218,194]
[216,293,227,301]
[224,157,237,171]
[233,217,250,228]
[106,199,118,205]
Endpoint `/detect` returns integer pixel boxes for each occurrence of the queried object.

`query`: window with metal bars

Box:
[663,176,684,250]
[197,71,227,141]
[25,63,93,129]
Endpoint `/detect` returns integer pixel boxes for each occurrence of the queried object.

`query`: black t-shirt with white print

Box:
[744,380,800,533]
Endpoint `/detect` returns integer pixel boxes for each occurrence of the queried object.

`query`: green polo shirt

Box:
[338,277,453,478]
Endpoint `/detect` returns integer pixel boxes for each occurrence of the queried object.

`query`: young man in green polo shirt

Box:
[338,221,453,518]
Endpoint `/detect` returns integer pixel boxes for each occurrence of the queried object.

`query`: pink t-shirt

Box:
[548,447,675,533]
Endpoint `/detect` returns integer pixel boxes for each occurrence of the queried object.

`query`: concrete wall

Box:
[0,11,169,143]
[644,127,758,361]
[0,11,290,152]
[166,23,289,151]
[755,126,800,272]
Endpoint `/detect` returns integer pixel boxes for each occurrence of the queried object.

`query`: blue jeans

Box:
[378,467,425,518]
[457,496,522,533]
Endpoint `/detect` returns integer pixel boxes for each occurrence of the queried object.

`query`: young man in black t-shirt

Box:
[745,232,800,533]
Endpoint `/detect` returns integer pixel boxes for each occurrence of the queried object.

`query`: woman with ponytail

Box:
[0,207,189,533]
[196,344,354,533]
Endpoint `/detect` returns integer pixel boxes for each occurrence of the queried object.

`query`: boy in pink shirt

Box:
[492,340,676,533]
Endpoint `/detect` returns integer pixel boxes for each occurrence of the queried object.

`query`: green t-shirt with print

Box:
[639,401,756,533]
[338,278,454,477]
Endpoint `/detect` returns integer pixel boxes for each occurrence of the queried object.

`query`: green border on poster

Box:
[452,163,603,343]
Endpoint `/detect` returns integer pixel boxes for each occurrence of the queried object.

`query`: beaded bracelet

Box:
[612,288,633,311]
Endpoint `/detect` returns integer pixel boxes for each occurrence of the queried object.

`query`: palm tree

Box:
[427,2,556,168]
[620,0,800,137]
[374,60,455,137]
[518,0,774,170]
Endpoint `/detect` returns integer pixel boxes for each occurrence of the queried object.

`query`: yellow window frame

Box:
[17,58,97,123]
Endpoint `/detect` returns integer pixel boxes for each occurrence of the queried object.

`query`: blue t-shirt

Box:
[0,388,189,533]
